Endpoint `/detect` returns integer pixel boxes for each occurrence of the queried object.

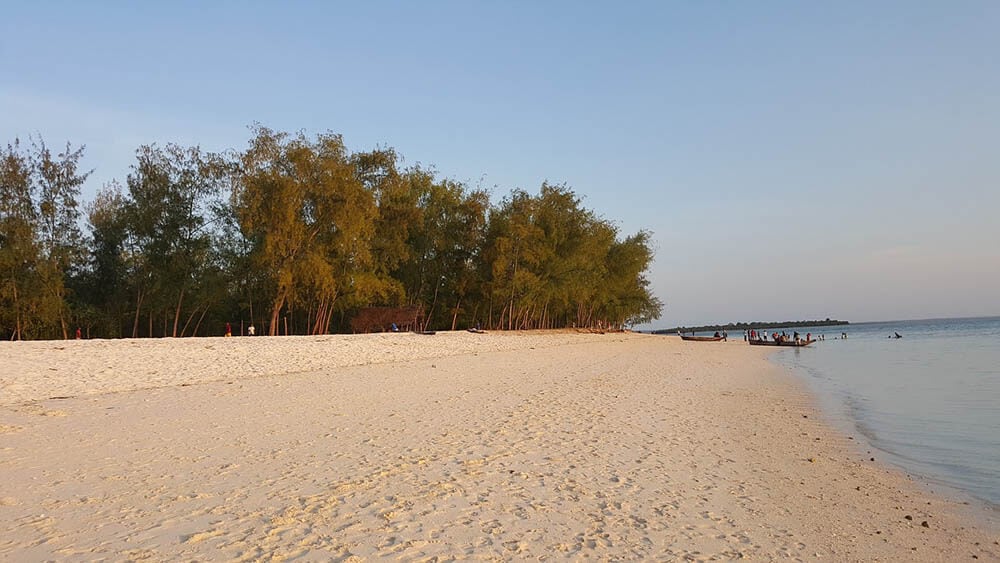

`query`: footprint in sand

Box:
[14,404,67,417]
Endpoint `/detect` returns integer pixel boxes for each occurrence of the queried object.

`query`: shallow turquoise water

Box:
[772,317,1000,506]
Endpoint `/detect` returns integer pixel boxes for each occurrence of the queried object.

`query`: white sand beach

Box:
[1,332,997,560]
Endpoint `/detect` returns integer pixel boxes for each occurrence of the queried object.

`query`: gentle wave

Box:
[774,317,1000,506]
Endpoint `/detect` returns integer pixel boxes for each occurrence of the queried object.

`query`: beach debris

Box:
[870,457,876,461]
[921,521,930,528]
[905,515,913,520]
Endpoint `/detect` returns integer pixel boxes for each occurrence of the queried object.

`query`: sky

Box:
[3,1,999,328]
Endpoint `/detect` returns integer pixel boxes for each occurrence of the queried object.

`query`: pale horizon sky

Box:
[3,1,998,328]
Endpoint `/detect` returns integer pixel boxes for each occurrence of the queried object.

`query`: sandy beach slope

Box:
[1,332,997,560]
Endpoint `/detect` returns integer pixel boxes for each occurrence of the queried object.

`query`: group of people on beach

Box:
[746,329,812,344]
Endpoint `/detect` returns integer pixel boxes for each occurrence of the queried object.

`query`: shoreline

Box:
[1,332,997,559]
[760,334,1000,520]
[757,341,1000,524]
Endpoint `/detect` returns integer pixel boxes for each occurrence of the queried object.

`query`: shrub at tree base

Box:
[349,306,425,333]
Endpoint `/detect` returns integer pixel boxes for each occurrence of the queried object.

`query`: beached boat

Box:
[680,335,723,342]
[748,339,814,347]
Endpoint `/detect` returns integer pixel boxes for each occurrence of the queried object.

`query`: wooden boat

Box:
[748,339,815,347]
[680,335,723,342]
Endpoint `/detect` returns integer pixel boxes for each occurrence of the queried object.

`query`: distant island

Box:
[654,318,849,334]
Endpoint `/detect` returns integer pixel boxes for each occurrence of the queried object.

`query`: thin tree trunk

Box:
[59,304,68,340]
[425,279,442,332]
[311,299,325,335]
[450,294,462,331]
[180,305,200,337]
[192,306,209,336]
[132,288,144,338]
[13,283,21,341]
[324,306,334,335]
[269,292,286,336]
[172,287,186,337]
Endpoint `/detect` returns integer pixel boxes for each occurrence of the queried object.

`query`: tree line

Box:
[657,319,849,334]
[1,127,662,340]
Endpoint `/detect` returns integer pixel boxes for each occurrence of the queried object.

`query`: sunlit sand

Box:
[1,332,996,560]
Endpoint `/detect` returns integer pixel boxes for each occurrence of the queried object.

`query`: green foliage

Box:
[480,183,660,330]
[0,138,91,339]
[231,126,383,335]
[1,128,662,339]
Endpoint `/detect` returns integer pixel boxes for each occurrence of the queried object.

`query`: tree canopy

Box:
[1,128,662,339]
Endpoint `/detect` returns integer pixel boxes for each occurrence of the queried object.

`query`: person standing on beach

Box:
[225,322,232,337]
[248,324,255,336]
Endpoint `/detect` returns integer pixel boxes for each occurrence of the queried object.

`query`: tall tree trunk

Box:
[425,279,442,332]
[180,305,199,337]
[450,294,462,331]
[192,306,209,336]
[311,299,326,335]
[172,287,185,337]
[323,306,334,335]
[132,288,144,338]
[13,283,21,341]
[59,301,68,340]
[269,291,286,336]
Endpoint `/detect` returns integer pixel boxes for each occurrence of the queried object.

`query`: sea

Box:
[767,316,1000,508]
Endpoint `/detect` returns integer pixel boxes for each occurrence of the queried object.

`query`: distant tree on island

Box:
[656,318,849,334]
[1,129,663,339]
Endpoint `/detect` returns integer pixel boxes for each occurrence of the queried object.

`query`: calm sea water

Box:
[771,317,1000,507]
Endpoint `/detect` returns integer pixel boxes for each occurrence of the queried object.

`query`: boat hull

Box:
[680,335,723,342]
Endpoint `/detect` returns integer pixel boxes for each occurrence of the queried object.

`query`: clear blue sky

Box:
[3,1,998,327]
